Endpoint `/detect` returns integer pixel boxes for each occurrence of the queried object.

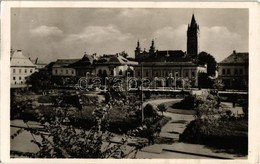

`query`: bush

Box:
[144,103,158,118]
[180,119,248,155]
[172,95,196,110]
[157,104,167,115]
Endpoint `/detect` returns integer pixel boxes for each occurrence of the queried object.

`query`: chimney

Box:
[233,50,236,54]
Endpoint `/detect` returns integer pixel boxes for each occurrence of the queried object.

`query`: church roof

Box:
[219,51,248,64]
[137,50,192,63]
[11,50,36,67]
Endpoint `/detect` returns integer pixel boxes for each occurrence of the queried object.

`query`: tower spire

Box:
[187,14,199,59]
[149,39,156,56]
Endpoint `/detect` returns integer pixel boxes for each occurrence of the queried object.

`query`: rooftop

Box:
[11,50,36,67]
[52,59,79,68]
[219,51,248,64]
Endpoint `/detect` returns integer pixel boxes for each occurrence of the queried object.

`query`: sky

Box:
[11,8,248,63]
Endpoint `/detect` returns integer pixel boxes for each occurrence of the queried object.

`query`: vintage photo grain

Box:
[2,1,259,163]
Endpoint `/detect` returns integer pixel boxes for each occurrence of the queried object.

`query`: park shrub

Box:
[180,92,248,155]
[171,95,196,110]
[11,96,145,158]
[179,118,248,155]
[143,103,158,118]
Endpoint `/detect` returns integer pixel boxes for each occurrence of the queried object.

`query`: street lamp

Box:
[174,71,178,90]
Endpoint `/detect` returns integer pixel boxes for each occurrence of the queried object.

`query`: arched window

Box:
[103,70,107,76]
[98,69,102,76]
[119,70,123,75]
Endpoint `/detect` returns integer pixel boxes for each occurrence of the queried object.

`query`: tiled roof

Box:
[219,52,248,64]
[137,50,192,62]
[96,54,138,66]
[11,50,36,67]
[69,54,94,68]
[52,59,79,68]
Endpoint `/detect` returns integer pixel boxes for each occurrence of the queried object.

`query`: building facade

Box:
[11,50,37,87]
[218,51,248,90]
[95,54,138,77]
[52,59,78,77]
[133,14,206,88]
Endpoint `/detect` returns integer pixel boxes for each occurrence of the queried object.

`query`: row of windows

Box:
[97,69,123,76]
[222,68,244,75]
[13,76,28,81]
[13,68,33,74]
[137,71,196,77]
[55,69,74,75]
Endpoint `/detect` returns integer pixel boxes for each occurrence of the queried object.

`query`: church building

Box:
[133,14,206,88]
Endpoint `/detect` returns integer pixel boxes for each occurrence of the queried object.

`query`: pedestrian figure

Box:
[147,128,155,145]
[232,97,236,108]
[156,123,161,137]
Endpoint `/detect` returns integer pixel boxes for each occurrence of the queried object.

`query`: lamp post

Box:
[126,72,130,93]
[141,63,144,125]
[86,72,90,90]
[174,71,178,90]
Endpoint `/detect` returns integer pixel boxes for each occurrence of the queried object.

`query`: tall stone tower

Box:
[187,14,199,59]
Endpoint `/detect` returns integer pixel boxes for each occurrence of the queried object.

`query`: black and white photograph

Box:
[2,1,260,162]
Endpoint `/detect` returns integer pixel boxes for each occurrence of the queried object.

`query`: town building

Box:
[95,54,138,77]
[218,51,249,90]
[52,59,78,77]
[69,53,95,77]
[10,50,37,87]
[133,14,206,88]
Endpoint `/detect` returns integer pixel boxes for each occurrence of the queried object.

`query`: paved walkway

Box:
[136,98,247,159]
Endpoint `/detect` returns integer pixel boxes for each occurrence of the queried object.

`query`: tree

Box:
[26,70,52,93]
[11,95,144,158]
[198,51,217,77]
[157,104,167,116]
[119,51,128,58]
